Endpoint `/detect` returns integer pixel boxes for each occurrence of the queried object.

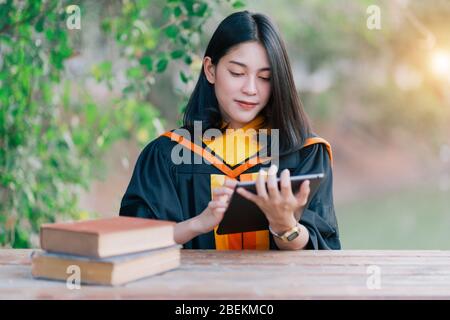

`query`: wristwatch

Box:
[269,223,301,242]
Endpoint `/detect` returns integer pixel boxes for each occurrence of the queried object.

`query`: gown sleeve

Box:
[291,143,341,250]
[119,136,184,222]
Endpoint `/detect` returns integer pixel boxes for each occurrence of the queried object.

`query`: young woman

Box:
[119,11,341,250]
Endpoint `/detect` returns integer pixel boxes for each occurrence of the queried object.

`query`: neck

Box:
[227,121,246,130]
[221,115,265,131]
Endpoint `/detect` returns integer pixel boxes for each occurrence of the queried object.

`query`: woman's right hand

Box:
[197,179,237,233]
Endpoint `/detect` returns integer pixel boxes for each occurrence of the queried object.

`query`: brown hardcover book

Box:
[31,245,181,286]
[40,217,176,258]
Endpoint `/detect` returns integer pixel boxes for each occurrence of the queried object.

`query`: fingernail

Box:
[268,164,277,175]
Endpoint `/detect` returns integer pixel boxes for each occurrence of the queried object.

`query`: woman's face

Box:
[204,41,272,129]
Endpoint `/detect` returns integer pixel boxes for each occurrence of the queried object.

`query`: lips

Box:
[235,100,258,109]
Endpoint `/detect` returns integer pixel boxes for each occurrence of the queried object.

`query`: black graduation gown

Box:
[119,131,341,250]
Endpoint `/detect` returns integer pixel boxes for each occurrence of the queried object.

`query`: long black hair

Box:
[183,10,312,156]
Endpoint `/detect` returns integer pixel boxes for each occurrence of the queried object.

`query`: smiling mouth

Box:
[235,100,258,109]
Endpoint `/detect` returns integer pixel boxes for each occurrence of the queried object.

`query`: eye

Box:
[229,71,244,77]
[259,73,271,81]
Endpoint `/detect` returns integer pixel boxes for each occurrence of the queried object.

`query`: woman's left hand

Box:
[236,164,310,233]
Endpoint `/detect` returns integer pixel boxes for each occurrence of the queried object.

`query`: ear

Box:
[203,56,216,84]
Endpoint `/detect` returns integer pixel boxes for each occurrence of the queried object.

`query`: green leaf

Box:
[170,50,184,59]
[179,71,189,83]
[156,58,169,73]
[173,6,182,17]
[50,51,65,70]
[45,29,56,41]
[139,56,153,71]
[35,17,45,33]
[100,61,112,74]
[232,1,246,9]
[179,35,188,45]
[122,85,135,95]
[85,103,98,125]
[92,61,112,81]
[184,55,192,65]
[101,19,112,33]
[164,25,179,38]
[181,20,191,29]
[126,66,143,78]
[195,3,208,17]
[183,0,194,14]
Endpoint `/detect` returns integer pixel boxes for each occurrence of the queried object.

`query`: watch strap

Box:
[269,223,301,242]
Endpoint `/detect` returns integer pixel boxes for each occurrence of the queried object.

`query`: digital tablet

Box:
[216,172,325,235]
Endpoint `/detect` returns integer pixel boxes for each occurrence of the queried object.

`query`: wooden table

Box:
[1,249,449,299]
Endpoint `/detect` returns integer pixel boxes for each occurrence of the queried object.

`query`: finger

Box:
[236,187,260,204]
[255,168,268,200]
[266,164,280,199]
[212,187,234,198]
[208,200,228,210]
[294,180,310,206]
[223,178,238,189]
[210,206,226,217]
[280,168,293,198]
[212,191,232,205]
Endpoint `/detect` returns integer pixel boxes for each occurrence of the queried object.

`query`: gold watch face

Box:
[286,231,300,241]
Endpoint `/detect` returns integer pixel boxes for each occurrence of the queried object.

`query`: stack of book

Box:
[31,216,180,286]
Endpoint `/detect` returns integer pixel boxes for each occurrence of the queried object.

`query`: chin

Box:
[230,112,258,125]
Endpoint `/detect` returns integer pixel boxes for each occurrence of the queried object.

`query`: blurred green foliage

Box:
[0,0,242,248]
[1,0,449,249]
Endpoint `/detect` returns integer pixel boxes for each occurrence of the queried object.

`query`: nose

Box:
[242,76,257,96]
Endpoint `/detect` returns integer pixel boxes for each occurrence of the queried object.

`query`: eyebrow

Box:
[228,60,271,72]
